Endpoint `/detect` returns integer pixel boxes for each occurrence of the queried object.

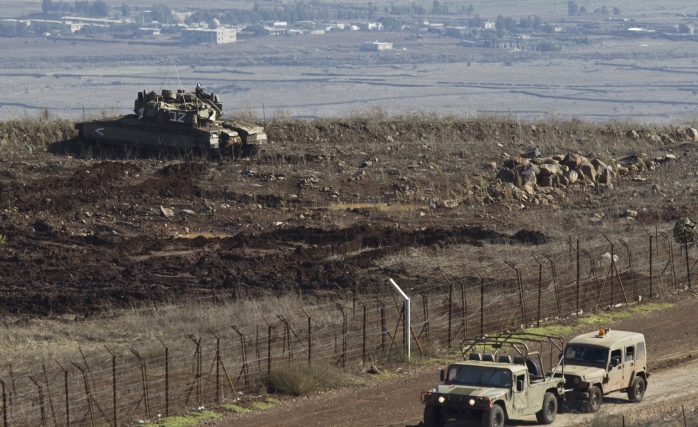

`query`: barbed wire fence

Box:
[0,225,696,427]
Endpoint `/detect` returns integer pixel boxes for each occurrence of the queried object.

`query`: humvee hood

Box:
[564,365,605,380]
[436,384,507,398]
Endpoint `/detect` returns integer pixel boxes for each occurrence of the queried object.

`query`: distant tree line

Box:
[185,2,375,26]
[567,1,619,16]
[41,0,109,17]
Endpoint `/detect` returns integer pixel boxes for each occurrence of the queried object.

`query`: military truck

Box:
[421,333,566,427]
[75,84,266,156]
[563,328,648,413]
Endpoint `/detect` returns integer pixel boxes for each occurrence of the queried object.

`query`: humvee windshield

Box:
[565,346,608,366]
[446,366,512,387]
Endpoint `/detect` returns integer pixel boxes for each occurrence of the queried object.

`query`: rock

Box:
[520,169,536,185]
[551,154,564,162]
[521,147,541,159]
[598,167,614,185]
[665,153,677,161]
[489,162,497,169]
[386,135,394,142]
[513,156,530,166]
[84,212,92,218]
[523,184,535,195]
[560,165,569,173]
[563,153,583,169]
[530,125,537,131]
[626,209,638,218]
[565,170,579,184]
[627,130,640,139]
[579,161,596,182]
[632,177,647,182]
[160,206,174,217]
[687,128,698,142]
[538,176,553,187]
[442,199,458,208]
[676,128,687,140]
[559,175,569,187]
[591,158,607,169]
[360,160,373,168]
[496,168,516,182]
[543,158,560,165]
[538,164,560,177]
[617,166,629,175]
[180,209,195,215]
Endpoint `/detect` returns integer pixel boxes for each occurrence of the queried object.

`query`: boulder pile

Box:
[492,147,663,206]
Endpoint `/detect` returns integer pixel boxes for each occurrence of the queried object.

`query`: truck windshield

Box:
[565,346,608,366]
[447,366,512,387]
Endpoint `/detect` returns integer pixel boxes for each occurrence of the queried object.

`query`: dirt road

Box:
[216,294,698,427]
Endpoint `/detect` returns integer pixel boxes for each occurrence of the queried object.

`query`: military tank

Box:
[74,84,266,156]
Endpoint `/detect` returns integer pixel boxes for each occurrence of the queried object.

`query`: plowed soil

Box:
[0,117,696,318]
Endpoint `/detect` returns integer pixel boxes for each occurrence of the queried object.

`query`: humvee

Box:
[563,328,649,412]
[421,333,566,427]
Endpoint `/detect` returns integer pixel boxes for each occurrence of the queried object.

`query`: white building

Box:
[181,27,236,44]
[361,41,393,51]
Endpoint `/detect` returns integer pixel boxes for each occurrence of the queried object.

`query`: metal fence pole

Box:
[157,338,169,418]
[54,361,69,427]
[28,376,46,427]
[301,307,312,367]
[0,379,7,427]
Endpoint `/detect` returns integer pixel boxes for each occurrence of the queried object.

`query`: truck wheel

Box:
[481,404,505,427]
[535,392,557,424]
[587,386,602,413]
[628,376,646,403]
[423,405,445,427]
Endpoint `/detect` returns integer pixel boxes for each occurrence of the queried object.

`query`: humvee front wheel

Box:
[628,376,646,403]
[587,386,602,413]
[481,404,505,427]
[423,405,445,427]
[535,392,557,424]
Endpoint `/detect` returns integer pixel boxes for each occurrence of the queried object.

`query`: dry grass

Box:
[268,363,364,395]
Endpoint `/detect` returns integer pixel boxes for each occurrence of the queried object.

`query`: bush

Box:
[268,364,362,395]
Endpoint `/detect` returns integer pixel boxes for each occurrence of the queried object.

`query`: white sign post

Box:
[388,278,410,360]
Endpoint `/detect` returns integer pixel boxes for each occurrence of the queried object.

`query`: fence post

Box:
[685,236,692,289]
[71,363,95,427]
[186,335,202,405]
[650,235,654,297]
[379,301,387,353]
[130,350,151,420]
[619,239,636,300]
[532,255,543,327]
[301,307,312,367]
[55,360,69,427]
[354,295,368,365]
[420,293,429,341]
[447,282,453,348]
[474,268,485,336]
[388,279,410,360]
[0,378,6,427]
[662,232,677,290]
[334,304,347,368]
[542,254,562,316]
[505,262,526,327]
[41,365,57,427]
[261,316,272,377]
[461,261,468,339]
[576,239,580,315]
[29,376,46,427]
[104,345,117,427]
[231,326,250,387]
[156,338,169,418]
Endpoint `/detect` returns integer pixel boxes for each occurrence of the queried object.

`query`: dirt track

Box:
[215,293,698,427]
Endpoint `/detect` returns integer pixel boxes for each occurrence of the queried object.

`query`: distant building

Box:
[137,28,161,36]
[181,28,236,44]
[359,22,383,31]
[309,29,325,35]
[483,21,495,29]
[361,41,393,51]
